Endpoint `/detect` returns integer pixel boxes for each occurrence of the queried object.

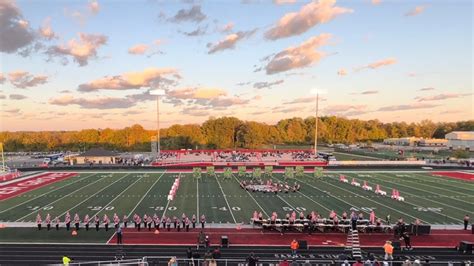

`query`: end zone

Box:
[0,172,77,201]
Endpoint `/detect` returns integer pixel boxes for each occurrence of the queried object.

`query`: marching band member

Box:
[103,214,110,231]
[65,212,71,231]
[123,214,128,228]
[74,213,80,230]
[55,216,60,230]
[200,214,206,229]
[95,215,100,231]
[84,214,90,231]
[36,213,42,230]
[45,213,51,230]
[192,214,197,228]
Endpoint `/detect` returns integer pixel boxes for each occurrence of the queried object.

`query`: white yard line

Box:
[0,173,97,214]
[106,232,117,244]
[368,173,473,213]
[14,173,111,222]
[92,174,147,217]
[196,177,200,218]
[127,171,166,217]
[322,174,461,224]
[54,173,131,220]
[214,174,237,223]
[231,174,268,217]
[276,195,296,210]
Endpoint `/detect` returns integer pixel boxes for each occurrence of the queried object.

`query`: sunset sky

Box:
[1,0,472,131]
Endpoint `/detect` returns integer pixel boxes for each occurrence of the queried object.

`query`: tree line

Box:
[1,117,473,152]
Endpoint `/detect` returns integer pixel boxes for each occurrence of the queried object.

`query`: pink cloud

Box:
[371,0,381,5]
[273,0,297,4]
[265,33,332,74]
[88,0,100,14]
[0,0,36,53]
[8,71,48,88]
[128,44,149,55]
[45,33,107,66]
[220,22,234,33]
[354,58,397,72]
[207,29,256,54]
[265,0,352,40]
[168,87,227,100]
[49,95,135,109]
[39,17,57,40]
[78,68,179,92]
[337,68,347,76]
[415,93,471,102]
[378,103,438,112]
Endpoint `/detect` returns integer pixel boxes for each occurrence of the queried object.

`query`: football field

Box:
[1,170,473,226]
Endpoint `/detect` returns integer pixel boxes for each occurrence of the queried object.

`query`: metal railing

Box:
[67,258,147,265]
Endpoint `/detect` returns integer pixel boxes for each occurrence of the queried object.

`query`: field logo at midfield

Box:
[0,172,77,200]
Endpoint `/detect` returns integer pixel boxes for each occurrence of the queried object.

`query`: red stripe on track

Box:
[431,171,474,182]
[0,172,77,201]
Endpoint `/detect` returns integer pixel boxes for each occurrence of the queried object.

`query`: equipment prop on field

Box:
[223,167,232,180]
[295,166,304,177]
[314,167,323,178]
[374,184,387,196]
[252,168,262,179]
[285,167,294,179]
[264,166,273,177]
[238,166,246,177]
[351,178,361,187]
[193,167,202,180]
[206,166,215,176]
[362,180,373,191]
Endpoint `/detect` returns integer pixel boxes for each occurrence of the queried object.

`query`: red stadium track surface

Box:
[107,228,474,247]
[431,172,474,182]
[0,172,77,201]
[0,172,22,183]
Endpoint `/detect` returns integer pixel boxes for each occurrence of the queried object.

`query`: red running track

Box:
[431,172,474,182]
[0,172,77,201]
[108,228,474,247]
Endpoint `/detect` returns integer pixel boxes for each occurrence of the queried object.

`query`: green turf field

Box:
[1,171,473,227]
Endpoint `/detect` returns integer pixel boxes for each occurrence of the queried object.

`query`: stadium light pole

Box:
[310,89,326,155]
[150,89,166,159]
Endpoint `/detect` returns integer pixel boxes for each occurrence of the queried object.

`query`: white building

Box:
[445,131,474,151]
[383,137,420,146]
[418,138,448,147]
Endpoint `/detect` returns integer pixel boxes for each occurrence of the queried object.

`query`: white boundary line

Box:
[93,174,147,217]
[231,173,268,217]
[54,173,131,219]
[106,231,117,245]
[0,173,96,214]
[368,173,472,214]
[127,171,166,217]
[14,173,110,222]
[214,173,237,223]
[304,173,430,224]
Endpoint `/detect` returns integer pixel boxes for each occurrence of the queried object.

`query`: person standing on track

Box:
[290,239,299,258]
[192,214,197,229]
[116,225,123,245]
[103,214,110,231]
[464,215,470,230]
[65,212,71,231]
[74,213,80,231]
[123,214,128,228]
[383,240,394,260]
[55,216,60,230]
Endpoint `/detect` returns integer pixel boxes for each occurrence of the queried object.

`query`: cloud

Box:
[377,103,438,112]
[39,17,57,40]
[45,33,108,66]
[325,104,366,113]
[360,90,378,95]
[0,73,5,84]
[415,93,471,102]
[3,108,21,114]
[207,29,256,54]
[371,0,381,5]
[169,5,206,23]
[354,58,397,72]
[419,87,434,91]
[88,0,100,14]
[272,105,306,113]
[208,97,250,107]
[265,0,352,40]
[9,94,27,100]
[8,71,48,88]
[128,44,149,55]
[236,81,251,86]
[78,68,179,92]
[181,25,207,36]
[49,95,135,109]
[59,90,71,93]
[273,0,297,4]
[265,33,331,75]
[283,96,318,104]
[0,0,36,53]
[253,79,284,89]
[219,22,234,33]
[168,87,227,100]
[405,6,426,17]
[182,107,210,116]
[337,68,347,76]
[0,95,5,99]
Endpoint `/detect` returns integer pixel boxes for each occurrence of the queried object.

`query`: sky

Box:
[0,0,473,131]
